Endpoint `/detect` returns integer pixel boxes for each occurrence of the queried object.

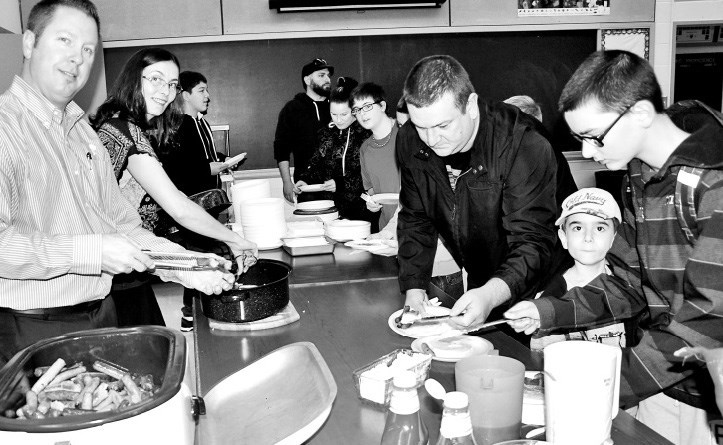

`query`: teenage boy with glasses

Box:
[350,82,399,230]
[506,49,723,444]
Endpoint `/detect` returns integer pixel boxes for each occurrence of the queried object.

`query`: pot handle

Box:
[191,396,206,421]
[221,291,250,303]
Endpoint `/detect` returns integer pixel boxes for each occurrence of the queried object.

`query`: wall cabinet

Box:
[20,0,656,41]
[21,0,223,41]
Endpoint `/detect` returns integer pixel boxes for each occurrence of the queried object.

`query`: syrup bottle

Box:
[435,392,478,445]
[380,370,429,445]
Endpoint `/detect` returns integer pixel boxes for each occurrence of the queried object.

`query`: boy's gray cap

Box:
[555,187,622,226]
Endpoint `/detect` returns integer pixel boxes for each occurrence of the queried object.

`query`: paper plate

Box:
[411,335,493,362]
[296,200,335,211]
[388,306,455,339]
[371,193,399,206]
[223,152,246,168]
[299,184,325,193]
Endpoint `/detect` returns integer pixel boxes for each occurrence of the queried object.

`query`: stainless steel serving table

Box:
[194,245,672,444]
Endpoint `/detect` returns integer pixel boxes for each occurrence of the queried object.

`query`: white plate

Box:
[388,306,455,339]
[345,239,387,250]
[223,152,246,167]
[371,193,399,206]
[299,184,325,193]
[411,335,493,362]
[296,200,335,211]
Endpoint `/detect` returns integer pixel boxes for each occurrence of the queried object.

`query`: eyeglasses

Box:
[570,105,632,148]
[142,75,181,94]
[351,101,381,116]
[314,58,327,65]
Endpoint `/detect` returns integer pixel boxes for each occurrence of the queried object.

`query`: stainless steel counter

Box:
[193,246,672,444]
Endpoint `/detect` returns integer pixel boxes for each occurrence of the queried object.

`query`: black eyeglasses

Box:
[351,101,381,116]
[570,105,632,148]
[142,75,181,94]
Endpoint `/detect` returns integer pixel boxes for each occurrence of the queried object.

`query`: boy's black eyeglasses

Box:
[351,101,381,116]
[570,105,632,148]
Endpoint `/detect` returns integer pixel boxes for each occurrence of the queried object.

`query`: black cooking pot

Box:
[201,259,292,323]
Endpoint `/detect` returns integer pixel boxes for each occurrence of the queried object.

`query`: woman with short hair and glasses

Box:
[91,48,256,327]
[294,77,377,231]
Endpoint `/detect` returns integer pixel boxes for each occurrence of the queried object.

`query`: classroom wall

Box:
[103,30,597,170]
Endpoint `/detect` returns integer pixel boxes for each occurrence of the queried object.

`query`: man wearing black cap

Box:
[274,58,334,202]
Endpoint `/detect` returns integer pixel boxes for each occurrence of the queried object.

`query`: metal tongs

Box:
[394,305,458,329]
[143,250,230,273]
[394,305,509,331]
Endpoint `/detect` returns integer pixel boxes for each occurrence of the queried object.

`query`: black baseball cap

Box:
[302,58,334,80]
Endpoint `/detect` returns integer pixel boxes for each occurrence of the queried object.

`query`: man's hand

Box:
[322,179,336,192]
[449,278,511,328]
[101,234,154,275]
[228,236,258,275]
[504,301,541,335]
[366,199,382,213]
[209,161,227,176]
[176,268,235,295]
[404,288,430,315]
[283,180,297,203]
[367,230,395,241]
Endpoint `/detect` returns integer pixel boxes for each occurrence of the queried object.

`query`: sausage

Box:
[92,360,127,381]
[22,390,38,417]
[46,381,82,392]
[31,358,65,393]
[120,374,142,404]
[37,399,51,415]
[43,389,81,401]
[47,365,87,387]
[61,407,95,416]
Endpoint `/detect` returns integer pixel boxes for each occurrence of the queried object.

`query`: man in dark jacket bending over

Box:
[397,55,567,327]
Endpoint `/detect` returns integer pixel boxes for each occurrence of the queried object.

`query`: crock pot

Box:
[0,327,196,445]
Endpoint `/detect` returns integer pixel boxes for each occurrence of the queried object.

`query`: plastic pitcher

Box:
[543,341,621,445]
[455,355,525,445]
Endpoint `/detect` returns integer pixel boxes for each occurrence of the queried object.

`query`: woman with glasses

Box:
[91,48,256,327]
[294,77,377,231]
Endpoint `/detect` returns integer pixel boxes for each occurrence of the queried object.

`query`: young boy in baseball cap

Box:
[505,187,628,350]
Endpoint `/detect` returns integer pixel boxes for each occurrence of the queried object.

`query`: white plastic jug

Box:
[543,341,621,445]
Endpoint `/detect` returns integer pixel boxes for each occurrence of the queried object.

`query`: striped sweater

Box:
[533,118,723,410]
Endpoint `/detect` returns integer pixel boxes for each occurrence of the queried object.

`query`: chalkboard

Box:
[103,30,596,171]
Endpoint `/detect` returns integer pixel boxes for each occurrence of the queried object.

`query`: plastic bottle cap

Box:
[392,370,417,388]
[443,391,469,409]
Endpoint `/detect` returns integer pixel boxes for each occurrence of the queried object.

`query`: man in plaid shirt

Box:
[505,50,723,444]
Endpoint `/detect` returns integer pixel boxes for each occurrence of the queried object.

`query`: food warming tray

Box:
[0,330,338,445]
[0,327,195,445]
